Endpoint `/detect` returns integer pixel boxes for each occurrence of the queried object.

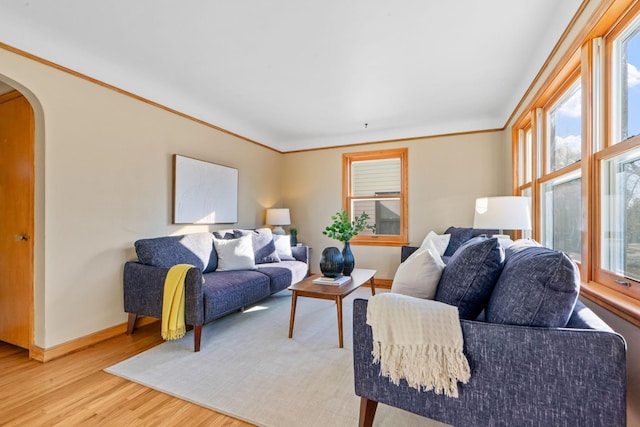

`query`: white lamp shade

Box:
[265,208,290,226]
[473,196,531,230]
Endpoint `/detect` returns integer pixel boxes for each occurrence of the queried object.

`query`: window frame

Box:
[593,3,640,303]
[539,71,583,263]
[342,148,408,247]
[594,136,640,301]
[511,0,640,325]
[513,119,536,240]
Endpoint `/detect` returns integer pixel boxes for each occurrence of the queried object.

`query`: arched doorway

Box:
[0,80,35,354]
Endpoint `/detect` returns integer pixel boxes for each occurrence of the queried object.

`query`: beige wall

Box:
[2,45,509,349]
[282,131,507,280]
[0,46,284,348]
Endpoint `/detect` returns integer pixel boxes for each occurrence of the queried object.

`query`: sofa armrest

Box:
[291,245,309,264]
[353,298,627,426]
[123,261,205,326]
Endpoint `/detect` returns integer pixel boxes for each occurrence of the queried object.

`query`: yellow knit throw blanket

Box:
[161,264,193,340]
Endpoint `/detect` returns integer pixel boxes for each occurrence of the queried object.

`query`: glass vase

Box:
[342,241,354,276]
[319,247,343,278]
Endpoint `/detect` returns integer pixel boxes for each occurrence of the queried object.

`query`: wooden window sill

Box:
[581,281,640,328]
[350,239,408,247]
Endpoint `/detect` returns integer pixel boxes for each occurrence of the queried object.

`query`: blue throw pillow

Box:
[442,227,475,256]
[443,227,499,256]
[471,228,499,238]
[135,232,218,273]
[435,236,505,319]
[486,241,580,327]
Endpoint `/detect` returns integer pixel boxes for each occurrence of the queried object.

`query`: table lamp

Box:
[266,208,290,235]
[473,196,531,246]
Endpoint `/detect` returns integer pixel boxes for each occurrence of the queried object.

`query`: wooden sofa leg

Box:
[194,325,202,352]
[126,313,138,335]
[359,397,378,427]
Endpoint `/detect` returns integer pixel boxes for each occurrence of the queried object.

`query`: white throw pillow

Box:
[213,234,257,271]
[420,230,451,256]
[273,234,295,261]
[391,241,445,299]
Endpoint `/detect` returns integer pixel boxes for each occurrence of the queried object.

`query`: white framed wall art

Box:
[173,154,238,224]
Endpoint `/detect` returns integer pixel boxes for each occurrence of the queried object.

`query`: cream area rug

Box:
[105,288,448,427]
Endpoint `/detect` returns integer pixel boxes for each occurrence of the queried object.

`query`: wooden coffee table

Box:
[287,268,376,348]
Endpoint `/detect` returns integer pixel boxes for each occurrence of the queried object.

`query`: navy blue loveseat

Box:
[123,229,308,351]
[354,231,627,426]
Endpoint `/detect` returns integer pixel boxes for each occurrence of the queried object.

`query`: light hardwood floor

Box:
[0,323,252,426]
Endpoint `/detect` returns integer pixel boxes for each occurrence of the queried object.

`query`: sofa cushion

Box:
[273,234,296,261]
[213,234,257,271]
[257,260,309,293]
[486,240,580,327]
[442,227,475,256]
[256,266,292,293]
[419,231,451,256]
[202,270,271,319]
[236,228,281,264]
[135,232,217,273]
[213,230,238,239]
[435,236,505,319]
[471,228,499,238]
[442,226,499,256]
[391,241,445,299]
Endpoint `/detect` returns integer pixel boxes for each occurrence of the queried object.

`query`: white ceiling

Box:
[0,1,583,152]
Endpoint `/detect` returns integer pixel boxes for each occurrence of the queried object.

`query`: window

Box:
[538,75,583,260]
[521,187,533,239]
[515,123,534,239]
[541,172,582,261]
[599,147,640,282]
[546,81,582,172]
[517,126,533,185]
[612,14,640,142]
[343,148,408,246]
[512,0,640,321]
[594,4,640,302]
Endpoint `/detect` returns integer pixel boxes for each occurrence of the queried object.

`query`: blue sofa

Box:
[353,232,627,426]
[123,229,309,351]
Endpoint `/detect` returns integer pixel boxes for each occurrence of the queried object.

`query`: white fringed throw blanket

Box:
[366,293,471,398]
